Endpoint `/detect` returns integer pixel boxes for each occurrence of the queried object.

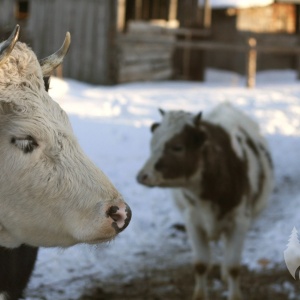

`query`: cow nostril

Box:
[137,173,148,183]
[106,206,120,220]
[106,203,132,233]
[110,212,121,223]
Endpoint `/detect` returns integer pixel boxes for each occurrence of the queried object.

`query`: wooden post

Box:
[297,55,300,80]
[168,0,178,21]
[246,37,257,88]
[203,0,211,29]
[297,35,300,80]
[135,0,142,19]
[117,0,126,32]
[183,31,192,79]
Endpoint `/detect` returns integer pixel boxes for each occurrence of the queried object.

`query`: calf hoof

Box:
[221,266,228,283]
[192,290,207,300]
[228,290,243,300]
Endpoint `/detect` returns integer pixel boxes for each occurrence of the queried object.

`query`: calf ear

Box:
[151,122,160,132]
[158,108,165,116]
[193,112,202,127]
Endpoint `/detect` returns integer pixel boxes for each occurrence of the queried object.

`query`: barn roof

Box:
[203,0,274,9]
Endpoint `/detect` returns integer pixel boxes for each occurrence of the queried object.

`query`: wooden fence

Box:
[119,32,300,87]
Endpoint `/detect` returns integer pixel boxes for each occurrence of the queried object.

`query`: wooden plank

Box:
[168,0,178,21]
[121,51,172,64]
[92,0,106,83]
[105,0,118,84]
[0,0,14,28]
[246,38,257,88]
[203,0,211,28]
[119,35,300,54]
[120,60,172,75]
[119,67,173,82]
[126,21,210,37]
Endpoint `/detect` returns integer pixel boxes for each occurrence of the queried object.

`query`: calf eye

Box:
[11,136,39,153]
[170,144,184,153]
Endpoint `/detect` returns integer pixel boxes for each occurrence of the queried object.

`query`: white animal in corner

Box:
[284,227,300,280]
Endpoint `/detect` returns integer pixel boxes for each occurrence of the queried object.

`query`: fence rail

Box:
[119,34,300,87]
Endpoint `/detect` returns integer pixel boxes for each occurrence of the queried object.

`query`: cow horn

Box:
[0,25,20,66]
[40,32,71,76]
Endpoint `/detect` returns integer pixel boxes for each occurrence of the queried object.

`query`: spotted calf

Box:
[137,103,273,300]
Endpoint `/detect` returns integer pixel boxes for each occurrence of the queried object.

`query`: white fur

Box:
[138,103,273,300]
[0,42,126,248]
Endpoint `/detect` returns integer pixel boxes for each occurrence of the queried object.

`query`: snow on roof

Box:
[201,0,274,9]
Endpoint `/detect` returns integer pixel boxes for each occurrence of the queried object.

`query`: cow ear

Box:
[158,108,165,116]
[193,112,202,127]
[151,122,160,133]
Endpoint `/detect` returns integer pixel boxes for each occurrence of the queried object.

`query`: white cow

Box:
[137,103,273,300]
[0,25,131,249]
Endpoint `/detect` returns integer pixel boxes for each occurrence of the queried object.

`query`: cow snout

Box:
[136,170,154,186]
[136,171,148,184]
[106,202,132,233]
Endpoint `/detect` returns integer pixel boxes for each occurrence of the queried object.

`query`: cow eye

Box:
[11,136,39,153]
[170,144,184,153]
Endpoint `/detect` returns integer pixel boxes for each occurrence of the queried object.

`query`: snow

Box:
[198,0,274,9]
[25,68,300,299]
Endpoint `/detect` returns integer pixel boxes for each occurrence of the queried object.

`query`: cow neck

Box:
[197,121,249,219]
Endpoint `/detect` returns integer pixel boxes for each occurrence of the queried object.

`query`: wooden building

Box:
[1,0,300,85]
[0,0,117,85]
[206,1,300,75]
[119,0,300,83]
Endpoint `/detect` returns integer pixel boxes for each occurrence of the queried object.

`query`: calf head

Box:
[137,109,206,188]
[0,26,131,248]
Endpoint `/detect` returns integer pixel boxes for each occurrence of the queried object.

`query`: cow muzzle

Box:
[106,202,132,233]
[136,170,156,187]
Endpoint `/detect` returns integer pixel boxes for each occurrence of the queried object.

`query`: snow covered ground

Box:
[25,69,300,299]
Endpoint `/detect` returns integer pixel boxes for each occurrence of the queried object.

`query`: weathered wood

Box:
[203,0,211,28]
[118,20,175,83]
[119,35,300,54]
[117,0,126,32]
[126,20,210,37]
[297,54,300,80]
[27,0,117,85]
[246,38,257,88]
[121,50,172,64]
[177,0,200,27]
[119,67,173,82]
[0,0,15,29]
[168,0,178,21]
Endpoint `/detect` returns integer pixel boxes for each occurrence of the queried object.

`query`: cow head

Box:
[0,26,131,248]
[137,109,206,188]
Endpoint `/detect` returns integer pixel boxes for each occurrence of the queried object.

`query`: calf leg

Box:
[185,221,210,300]
[222,220,249,300]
